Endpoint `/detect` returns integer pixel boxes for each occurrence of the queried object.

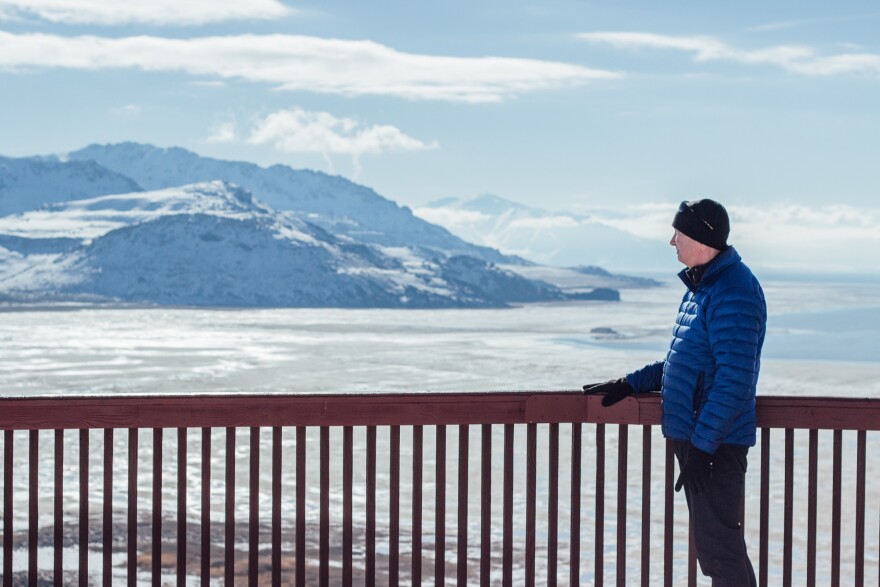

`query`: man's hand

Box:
[674,445,713,494]
[583,377,634,407]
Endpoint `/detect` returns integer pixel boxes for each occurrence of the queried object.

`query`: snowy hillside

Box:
[67,143,512,263]
[414,193,674,272]
[0,182,588,308]
[0,155,142,216]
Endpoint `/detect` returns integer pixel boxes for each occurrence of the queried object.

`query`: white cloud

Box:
[0,0,292,26]
[206,121,236,143]
[578,31,880,76]
[0,31,619,103]
[248,107,437,176]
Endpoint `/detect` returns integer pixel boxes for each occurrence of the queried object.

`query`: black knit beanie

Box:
[672,199,730,251]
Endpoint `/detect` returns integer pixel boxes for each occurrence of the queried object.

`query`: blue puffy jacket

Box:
[625,247,766,453]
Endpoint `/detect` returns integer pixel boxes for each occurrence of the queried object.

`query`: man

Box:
[584,199,765,586]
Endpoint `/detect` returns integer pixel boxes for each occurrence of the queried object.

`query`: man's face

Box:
[670,229,708,268]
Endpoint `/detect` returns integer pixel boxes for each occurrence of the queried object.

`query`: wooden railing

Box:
[0,392,878,586]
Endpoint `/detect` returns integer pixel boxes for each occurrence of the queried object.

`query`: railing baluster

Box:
[80,429,89,587]
[807,429,818,586]
[413,425,424,586]
[177,428,186,587]
[225,427,235,587]
[435,424,446,587]
[55,429,64,587]
[783,428,794,587]
[595,423,605,587]
[502,423,513,587]
[664,440,673,587]
[105,428,114,587]
[249,426,259,587]
[29,430,37,587]
[480,424,491,586]
[366,425,377,587]
[617,424,628,587]
[153,428,162,587]
[570,422,582,587]
[343,426,353,586]
[526,423,536,587]
[201,427,211,587]
[128,428,138,587]
[4,430,11,587]
[391,425,401,587]
[832,429,842,586]
[687,520,696,587]
[272,426,282,587]
[548,422,559,587]
[320,426,329,587]
[855,430,866,587]
[456,424,468,587]
[296,426,306,587]
[640,426,651,587]
[759,428,770,587]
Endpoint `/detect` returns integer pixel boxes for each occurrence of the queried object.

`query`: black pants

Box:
[674,441,757,587]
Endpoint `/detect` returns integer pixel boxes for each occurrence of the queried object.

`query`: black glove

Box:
[674,445,713,495]
[582,377,634,407]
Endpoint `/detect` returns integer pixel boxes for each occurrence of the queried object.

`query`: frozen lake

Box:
[1,277,879,585]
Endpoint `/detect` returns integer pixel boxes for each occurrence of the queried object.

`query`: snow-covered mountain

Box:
[0,181,593,308]
[414,193,675,272]
[0,155,142,216]
[66,143,511,263]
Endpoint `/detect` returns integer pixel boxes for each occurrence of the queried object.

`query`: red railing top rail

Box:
[0,392,878,431]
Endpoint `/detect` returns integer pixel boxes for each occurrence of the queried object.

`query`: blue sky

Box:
[1,1,878,273]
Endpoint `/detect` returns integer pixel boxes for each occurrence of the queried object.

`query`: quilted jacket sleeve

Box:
[691,282,765,453]
[626,360,664,393]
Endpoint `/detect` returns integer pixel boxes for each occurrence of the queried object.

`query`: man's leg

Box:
[675,442,757,587]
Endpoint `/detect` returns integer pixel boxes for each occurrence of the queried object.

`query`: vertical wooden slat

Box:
[595,423,605,587]
[80,429,89,587]
[152,428,162,587]
[249,427,259,587]
[617,424,628,587]
[105,429,114,587]
[128,428,138,587]
[295,427,306,587]
[570,423,582,587]
[29,430,38,587]
[435,425,446,587]
[201,427,211,587]
[525,423,537,587]
[225,427,235,587]
[3,430,11,587]
[272,427,281,587]
[687,521,696,587]
[831,429,842,587]
[55,429,63,587]
[391,426,401,587]
[457,424,469,587]
[855,430,866,587]
[663,440,674,587]
[320,426,329,587]
[640,426,651,587]
[177,428,186,587]
[807,429,818,587]
[502,424,513,587]
[343,426,353,586]
[548,423,559,587]
[413,425,424,586]
[480,424,491,587]
[759,428,770,587]
[783,428,794,587]
[366,425,377,587]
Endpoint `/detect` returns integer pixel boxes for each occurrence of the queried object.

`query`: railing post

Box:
[80,429,89,587]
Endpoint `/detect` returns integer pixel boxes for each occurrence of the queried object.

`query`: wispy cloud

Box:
[206,121,236,144]
[578,32,880,76]
[0,31,618,103]
[248,107,438,176]
[0,0,293,26]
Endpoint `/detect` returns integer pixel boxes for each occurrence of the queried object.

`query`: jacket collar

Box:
[677,246,740,292]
